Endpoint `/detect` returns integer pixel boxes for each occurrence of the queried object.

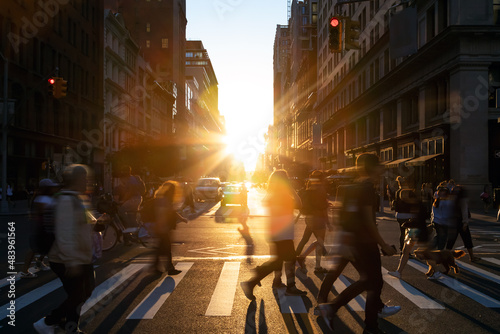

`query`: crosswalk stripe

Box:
[408,260,500,308]
[381,267,444,309]
[456,260,500,285]
[205,262,240,316]
[0,278,62,321]
[127,262,194,319]
[335,275,365,311]
[81,263,148,315]
[482,258,500,266]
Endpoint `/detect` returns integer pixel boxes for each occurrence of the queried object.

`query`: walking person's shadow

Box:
[244,300,268,334]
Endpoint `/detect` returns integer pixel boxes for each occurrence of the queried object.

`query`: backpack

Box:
[394,188,417,213]
[33,192,83,254]
[299,189,313,215]
[31,196,56,254]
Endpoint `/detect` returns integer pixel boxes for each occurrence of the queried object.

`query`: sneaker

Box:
[378,305,401,318]
[388,271,401,279]
[470,256,480,263]
[240,281,256,300]
[427,271,443,280]
[167,268,182,276]
[285,286,307,296]
[318,303,335,330]
[20,271,38,279]
[296,256,306,270]
[33,318,56,334]
[35,262,51,271]
[314,267,328,275]
[272,281,286,289]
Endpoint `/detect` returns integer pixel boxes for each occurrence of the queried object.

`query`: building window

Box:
[146,40,150,48]
[162,38,168,48]
[146,23,150,32]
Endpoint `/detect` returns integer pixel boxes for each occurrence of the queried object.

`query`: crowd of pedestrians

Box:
[15,157,498,333]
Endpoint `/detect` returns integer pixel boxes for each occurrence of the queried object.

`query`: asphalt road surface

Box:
[1,187,500,333]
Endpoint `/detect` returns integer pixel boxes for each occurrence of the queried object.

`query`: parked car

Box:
[194,177,223,202]
[221,183,248,206]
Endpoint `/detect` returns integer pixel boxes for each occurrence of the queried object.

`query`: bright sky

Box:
[186,0,288,171]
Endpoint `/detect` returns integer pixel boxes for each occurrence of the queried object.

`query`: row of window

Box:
[145,39,168,48]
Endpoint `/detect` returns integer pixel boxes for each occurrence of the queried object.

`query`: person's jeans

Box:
[46,262,95,332]
[433,223,456,250]
[317,256,350,303]
[254,240,297,287]
[155,231,174,270]
[328,242,384,331]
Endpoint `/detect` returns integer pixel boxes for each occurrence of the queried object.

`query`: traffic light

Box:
[345,17,361,50]
[48,77,55,96]
[54,77,68,99]
[329,16,342,53]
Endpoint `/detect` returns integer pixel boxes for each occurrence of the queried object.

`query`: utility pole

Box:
[1,52,8,213]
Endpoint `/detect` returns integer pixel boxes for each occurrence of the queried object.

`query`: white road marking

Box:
[205,262,240,316]
[408,260,500,308]
[0,278,62,321]
[126,262,194,319]
[82,264,147,314]
[187,247,238,255]
[483,258,500,266]
[456,260,500,285]
[381,267,444,309]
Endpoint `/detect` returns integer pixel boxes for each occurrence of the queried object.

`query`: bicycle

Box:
[96,194,157,251]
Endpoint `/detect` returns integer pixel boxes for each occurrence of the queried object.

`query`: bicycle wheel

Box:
[102,224,119,251]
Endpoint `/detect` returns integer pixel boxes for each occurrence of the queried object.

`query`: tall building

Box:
[313,0,500,205]
[184,40,226,179]
[103,9,176,190]
[272,0,318,177]
[273,24,291,168]
[0,1,104,190]
[104,0,187,135]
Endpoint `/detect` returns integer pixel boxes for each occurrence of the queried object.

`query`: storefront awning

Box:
[405,154,443,166]
[384,158,413,168]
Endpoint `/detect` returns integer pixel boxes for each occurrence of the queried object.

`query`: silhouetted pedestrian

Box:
[241,170,306,300]
[34,165,95,334]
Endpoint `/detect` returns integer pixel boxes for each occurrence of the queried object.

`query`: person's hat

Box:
[39,178,59,187]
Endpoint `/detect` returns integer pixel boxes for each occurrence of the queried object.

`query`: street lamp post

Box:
[1,52,8,213]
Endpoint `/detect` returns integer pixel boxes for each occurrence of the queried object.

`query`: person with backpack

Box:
[21,179,60,278]
[295,170,331,275]
[393,176,419,253]
[114,165,146,244]
[33,164,95,334]
[318,154,400,333]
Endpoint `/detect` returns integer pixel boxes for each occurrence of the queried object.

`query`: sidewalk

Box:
[0,200,30,216]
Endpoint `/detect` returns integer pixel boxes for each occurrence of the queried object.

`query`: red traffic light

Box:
[48,78,55,85]
[330,17,340,27]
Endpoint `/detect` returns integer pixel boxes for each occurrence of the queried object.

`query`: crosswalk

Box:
[1,256,500,331]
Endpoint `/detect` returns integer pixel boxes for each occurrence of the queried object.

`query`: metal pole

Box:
[1,56,8,213]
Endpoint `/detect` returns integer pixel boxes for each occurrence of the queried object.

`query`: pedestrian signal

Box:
[329,17,342,53]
